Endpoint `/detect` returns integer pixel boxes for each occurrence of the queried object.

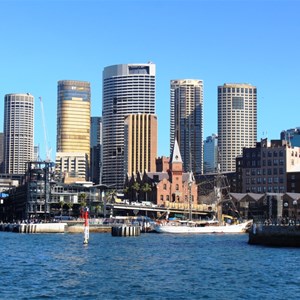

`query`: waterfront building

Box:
[55,152,88,183]
[3,93,34,174]
[203,134,218,174]
[124,114,157,176]
[90,117,102,184]
[218,83,257,173]
[102,63,156,190]
[236,138,300,194]
[170,79,204,175]
[124,140,198,207]
[280,127,300,147]
[56,80,91,181]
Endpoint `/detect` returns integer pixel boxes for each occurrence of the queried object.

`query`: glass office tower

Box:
[102,63,156,190]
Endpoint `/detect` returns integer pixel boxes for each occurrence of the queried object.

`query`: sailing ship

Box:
[154,167,252,234]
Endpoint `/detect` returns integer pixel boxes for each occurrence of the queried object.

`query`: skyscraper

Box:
[102,63,156,190]
[170,79,204,175]
[90,117,102,184]
[124,114,157,176]
[0,132,4,173]
[3,93,34,174]
[203,134,218,174]
[280,127,300,147]
[218,83,257,173]
[56,80,91,180]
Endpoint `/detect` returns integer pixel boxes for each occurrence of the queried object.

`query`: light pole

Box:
[293,199,298,225]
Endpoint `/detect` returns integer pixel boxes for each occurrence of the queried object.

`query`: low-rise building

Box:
[124,140,198,208]
[237,138,300,193]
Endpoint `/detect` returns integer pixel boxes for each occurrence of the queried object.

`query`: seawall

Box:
[249,224,300,247]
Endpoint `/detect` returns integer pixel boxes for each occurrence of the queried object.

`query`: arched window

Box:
[175,184,179,190]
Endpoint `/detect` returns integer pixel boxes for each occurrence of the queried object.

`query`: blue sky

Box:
[1,0,299,160]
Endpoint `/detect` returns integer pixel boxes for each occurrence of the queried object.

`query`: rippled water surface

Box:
[1,232,299,299]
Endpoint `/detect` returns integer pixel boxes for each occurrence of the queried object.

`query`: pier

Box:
[0,222,67,233]
[111,225,141,237]
[249,224,300,247]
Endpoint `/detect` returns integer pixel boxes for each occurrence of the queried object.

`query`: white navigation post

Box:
[83,207,89,245]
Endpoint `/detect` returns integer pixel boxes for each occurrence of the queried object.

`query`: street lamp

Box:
[293,199,298,225]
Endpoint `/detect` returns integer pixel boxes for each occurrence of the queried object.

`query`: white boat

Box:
[154,164,253,234]
[154,219,253,234]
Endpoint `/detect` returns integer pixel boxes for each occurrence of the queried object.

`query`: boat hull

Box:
[154,221,252,234]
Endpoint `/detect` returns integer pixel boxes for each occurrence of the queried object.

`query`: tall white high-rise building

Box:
[102,63,156,190]
[3,93,34,174]
[218,83,257,172]
[170,79,204,175]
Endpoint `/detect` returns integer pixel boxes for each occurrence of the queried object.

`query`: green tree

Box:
[59,200,65,216]
[66,202,73,217]
[95,205,101,217]
[141,183,152,202]
[132,182,140,202]
[106,189,117,203]
[79,193,87,208]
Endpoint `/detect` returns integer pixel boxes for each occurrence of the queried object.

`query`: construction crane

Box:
[39,96,52,162]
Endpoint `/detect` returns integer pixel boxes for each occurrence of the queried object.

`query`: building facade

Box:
[124,114,157,176]
[170,79,204,175]
[90,117,102,184]
[218,83,257,173]
[102,63,156,190]
[237,139,300,193]
[55,152,88,183]
[203,134,218,174]
[124,140,198,208]
[3,93,34,174]
[281,127,300,147]
[56,80,91,180]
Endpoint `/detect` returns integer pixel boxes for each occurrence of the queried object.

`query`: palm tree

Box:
[79,193,87,208]
[123,186,133,203]
[132,182,140,202]
[106,189,117,203]
[141,183,152,202]
[59,200,65,217]
[95,205,101,218]
[66,202,73,217]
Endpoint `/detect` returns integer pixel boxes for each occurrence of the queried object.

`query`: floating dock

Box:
[0,223,67,233]
[111,225,141,237]
[249,224,300,247]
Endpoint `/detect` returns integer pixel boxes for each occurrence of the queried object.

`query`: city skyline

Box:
[1,0,299,160]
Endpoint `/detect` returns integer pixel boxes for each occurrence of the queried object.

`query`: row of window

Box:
[218,87,257,94]
[246,168,284,176]
[246,177,284,184]
[246,186,285,193]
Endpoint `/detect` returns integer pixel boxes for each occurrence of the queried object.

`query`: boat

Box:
[154,219,252,234]
[154,165,252,234]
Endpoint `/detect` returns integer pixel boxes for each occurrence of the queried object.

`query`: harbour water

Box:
[1,232,299,299]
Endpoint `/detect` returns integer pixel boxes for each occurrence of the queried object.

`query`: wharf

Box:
[248,224,300,247]
[0,222,67,233]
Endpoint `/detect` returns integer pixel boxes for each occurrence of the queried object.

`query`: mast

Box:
[215,162,223,224]
[215,148,223,224]
[188,171,193,221]
[188,114,193,221]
